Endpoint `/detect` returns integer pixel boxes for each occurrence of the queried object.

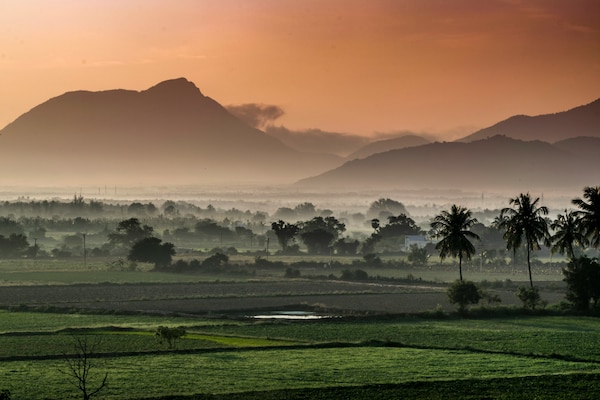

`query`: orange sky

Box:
[1,0,599,139]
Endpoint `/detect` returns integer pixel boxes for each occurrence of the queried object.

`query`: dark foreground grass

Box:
[147,373,600,400]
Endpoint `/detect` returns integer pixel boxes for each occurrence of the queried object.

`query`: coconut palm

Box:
[572,186,600,249]
[500,193,549,288]
[550,210,587,259]
[493,213,521,273]
[430,205,480,281]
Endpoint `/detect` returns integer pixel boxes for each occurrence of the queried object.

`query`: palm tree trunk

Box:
[527,245,533,288]
[459,254,463,281]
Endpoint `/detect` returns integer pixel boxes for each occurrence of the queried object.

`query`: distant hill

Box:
[553,136,600,160]
[296,135,600,192]
[345,134,430,160]
[264,126,369,157]
[0,78,341,186]
[458,98,600,143]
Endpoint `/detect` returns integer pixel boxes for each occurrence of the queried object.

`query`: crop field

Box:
[0,258,595,399]
[1,310,600,399]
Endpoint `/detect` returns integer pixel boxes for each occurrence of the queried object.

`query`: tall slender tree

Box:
[493,214,520,273]
[572,186,600,249]
[430,205,480,281]
[500,193,549,287]
[550,210,587,259]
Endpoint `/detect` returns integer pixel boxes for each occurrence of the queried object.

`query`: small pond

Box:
[247,311,332,320]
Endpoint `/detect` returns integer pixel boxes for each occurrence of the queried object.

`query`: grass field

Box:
[1,310,599,399]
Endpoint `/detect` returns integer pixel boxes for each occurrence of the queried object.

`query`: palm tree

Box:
[550,210,587,259]
[500,193,549,288]
[493,213,521,274]
[572,186,600,249]
[430,205,480,281]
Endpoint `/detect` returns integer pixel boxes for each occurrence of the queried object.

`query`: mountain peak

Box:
[144,77,203,97]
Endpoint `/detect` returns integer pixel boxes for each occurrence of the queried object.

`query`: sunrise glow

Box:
[0,0,598,139]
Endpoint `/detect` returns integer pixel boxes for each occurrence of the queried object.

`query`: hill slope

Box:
[345,134,430,160]
[296,135,599,192]
[458,98,600,143]
[0,78,340,186]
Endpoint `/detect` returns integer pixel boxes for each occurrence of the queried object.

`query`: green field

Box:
[1,310,599,399]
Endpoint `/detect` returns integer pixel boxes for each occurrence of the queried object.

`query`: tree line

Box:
[428,186,599,313]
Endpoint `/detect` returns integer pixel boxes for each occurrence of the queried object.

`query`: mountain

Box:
[458,98,600,143]
[553,136,600,160]
[264,126,369,157]
[345,134,430,160]
[296,135,600,192]
[0,78,340,186]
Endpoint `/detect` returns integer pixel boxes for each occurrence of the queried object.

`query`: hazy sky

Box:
[1,0,598,139]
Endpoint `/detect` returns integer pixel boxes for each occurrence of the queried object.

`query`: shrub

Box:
[284,268,301,278]
[341,269,369,281]
[155,326,186,349]
[363,253,382,268]
[202,252,228,269]
[447,280,481,314]
[516,286,544,310]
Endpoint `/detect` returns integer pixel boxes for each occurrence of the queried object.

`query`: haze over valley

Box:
[0,77,598,213]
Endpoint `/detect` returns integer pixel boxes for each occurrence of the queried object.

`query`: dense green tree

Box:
[407,244,428,266]
[366,198,408,220]
[430,205,480,281]
[563,256,600,312]
[194,219,233,240]
[378,214,422,238]
[516,286,542,310]
[0,233,29,258]
[299,216,346,255]
[572,186,600,249]
[499,193,550,287]
[447,280,481,314]
[128,237,175,269]
[301,228,334,254]
[201,252,229,268]
[294,202,317,218]
[108,218,153,249]
[550,210,587,259]
[334,238,360,256]
[0,217,24,237]
[271,220,299,253]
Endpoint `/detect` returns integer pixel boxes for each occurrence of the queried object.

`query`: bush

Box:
[516,286,544,310]
[447,280,481,314]
[202,252,228,269]
[340,269,369,281]
[155,326,186,349]
[284,268,301,278]
[363,253,382,268]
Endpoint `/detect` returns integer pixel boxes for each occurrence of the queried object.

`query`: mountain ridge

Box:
[458,98,600,143]
[296,135,599,192]
[0,78,341,186]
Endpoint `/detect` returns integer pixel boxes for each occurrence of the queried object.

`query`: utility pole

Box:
[266,237,269,259]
